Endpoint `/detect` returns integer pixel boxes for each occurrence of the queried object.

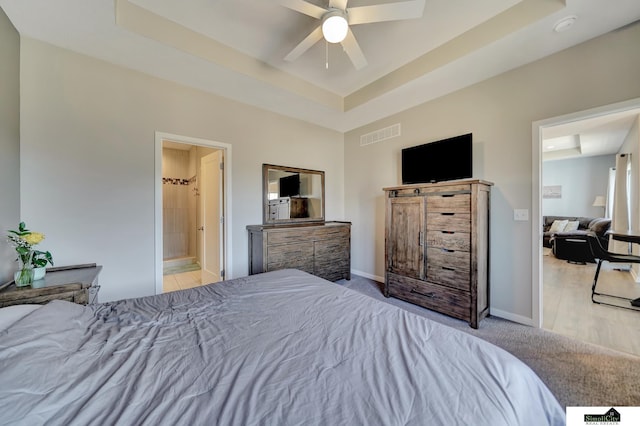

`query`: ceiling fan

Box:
[279,0,426,70]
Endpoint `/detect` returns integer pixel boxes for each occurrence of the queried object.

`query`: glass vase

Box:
[14,250,34,287]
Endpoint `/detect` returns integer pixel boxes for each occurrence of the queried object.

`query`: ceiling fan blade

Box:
[278,0,326,19]
[341,29,367,70]
[329,0,348,10]
[347,0,425,25]
[284,25,324,62]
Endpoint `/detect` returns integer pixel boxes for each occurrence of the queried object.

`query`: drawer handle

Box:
[442,231,454,234]
[441,194,455,198]
[411,289,436,298]
[441,212,455,216]
[441,248,455,253]
[442,266,456,271]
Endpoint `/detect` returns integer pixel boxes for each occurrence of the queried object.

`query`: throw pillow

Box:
[589,218,612,236]
[564,220,580,232]
[549,219,569,233]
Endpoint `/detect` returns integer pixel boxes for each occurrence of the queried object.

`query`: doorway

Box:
[532,98,640,354]
[154,132,232,295]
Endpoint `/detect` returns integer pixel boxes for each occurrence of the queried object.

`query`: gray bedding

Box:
[0,269,564,425]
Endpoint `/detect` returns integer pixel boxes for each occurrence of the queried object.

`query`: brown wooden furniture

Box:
[383,180,492,328]
[247,221,351,282]
[0,264,102,308]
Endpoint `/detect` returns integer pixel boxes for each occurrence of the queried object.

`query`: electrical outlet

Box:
[514,209,529,221]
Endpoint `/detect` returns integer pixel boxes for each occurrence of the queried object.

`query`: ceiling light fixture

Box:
[322,10,348,43]
[553,15,577,33]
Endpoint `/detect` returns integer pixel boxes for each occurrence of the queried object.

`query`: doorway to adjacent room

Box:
[533,98,640,356]
[154,132,232,295]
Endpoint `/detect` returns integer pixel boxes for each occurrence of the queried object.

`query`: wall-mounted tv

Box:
[279,174,300,197]
[401,133,472,184]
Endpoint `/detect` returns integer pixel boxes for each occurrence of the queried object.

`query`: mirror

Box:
[263,164,325,225]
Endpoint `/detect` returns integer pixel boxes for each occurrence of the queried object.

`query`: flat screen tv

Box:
[279,174,300,197]
[401,133,472,184]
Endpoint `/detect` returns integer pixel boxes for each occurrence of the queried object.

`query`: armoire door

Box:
[386,196,425,279]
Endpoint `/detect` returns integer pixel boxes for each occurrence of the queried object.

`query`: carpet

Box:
[337,275,640,408]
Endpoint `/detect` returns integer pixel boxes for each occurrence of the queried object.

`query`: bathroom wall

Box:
[162,147,196,260]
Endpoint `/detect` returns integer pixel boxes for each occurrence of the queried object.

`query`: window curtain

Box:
[606,167,615,219]
[610,153,631,255]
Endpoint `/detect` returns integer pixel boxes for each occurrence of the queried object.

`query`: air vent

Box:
[360,123,401,146]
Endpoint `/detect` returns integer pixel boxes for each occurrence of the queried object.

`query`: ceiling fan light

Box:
[322,15,348,43]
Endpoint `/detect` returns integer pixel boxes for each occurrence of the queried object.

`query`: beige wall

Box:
[162,148,195,260]
[0,8,20,283]
[19,38,344,302]
[344,23,640,322]
[11,18,640,320]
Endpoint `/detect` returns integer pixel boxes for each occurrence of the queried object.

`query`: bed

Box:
[0,269,564,425]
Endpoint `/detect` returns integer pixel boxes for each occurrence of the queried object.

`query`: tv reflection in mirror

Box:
[264,164,325,224]
[279,174,300,198]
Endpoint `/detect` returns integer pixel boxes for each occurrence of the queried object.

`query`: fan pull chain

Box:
[325,41,329,69]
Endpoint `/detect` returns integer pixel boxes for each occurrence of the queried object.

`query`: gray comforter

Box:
[0,269,564,425]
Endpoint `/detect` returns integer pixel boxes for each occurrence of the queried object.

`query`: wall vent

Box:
[360,123,401,146]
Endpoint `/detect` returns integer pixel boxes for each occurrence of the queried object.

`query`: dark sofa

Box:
[543,215,611,263]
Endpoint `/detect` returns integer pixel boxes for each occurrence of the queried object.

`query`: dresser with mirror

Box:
[247,164,351,282]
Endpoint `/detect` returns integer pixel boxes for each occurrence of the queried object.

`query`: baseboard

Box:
[351,269,384,283]
[489,308,534,327]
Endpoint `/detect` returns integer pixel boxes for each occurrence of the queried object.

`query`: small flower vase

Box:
[14,250,35,287]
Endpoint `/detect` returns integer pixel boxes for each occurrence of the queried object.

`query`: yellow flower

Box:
[23,232,45,245]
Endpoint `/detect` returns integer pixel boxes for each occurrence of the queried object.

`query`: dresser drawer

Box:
[266,243,314,274]
[426,193,470,213]
[426,231,470,251]
[426,213,470,232]
[267,226,349,245]
[386,272,470,321]
[248,222,351,282]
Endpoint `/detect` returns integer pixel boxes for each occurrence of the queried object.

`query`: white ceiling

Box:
[1,0,640,132]
[542,108,640,162]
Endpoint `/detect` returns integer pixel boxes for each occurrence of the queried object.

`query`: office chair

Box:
[586,232,640,311]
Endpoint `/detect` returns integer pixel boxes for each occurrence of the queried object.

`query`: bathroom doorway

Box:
[154,132,231,295]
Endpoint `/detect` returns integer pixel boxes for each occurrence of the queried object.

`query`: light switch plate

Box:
[514,209,529,221]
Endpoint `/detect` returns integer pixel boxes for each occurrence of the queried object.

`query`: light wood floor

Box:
[543,249,640,356]
[163,270,202,293]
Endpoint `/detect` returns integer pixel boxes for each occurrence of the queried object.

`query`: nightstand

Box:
[0,264,102,308]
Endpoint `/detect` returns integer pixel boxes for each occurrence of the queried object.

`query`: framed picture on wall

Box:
[542,185,562,199]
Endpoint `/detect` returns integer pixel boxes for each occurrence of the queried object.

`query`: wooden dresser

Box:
[383,180,492,328]
[0,264,102,308]
[247,221,351,282]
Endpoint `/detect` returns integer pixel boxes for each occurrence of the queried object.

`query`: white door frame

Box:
[154,131,232,295]
[531,97,640,327]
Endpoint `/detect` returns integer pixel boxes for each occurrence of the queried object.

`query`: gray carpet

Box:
[336,275,640,408]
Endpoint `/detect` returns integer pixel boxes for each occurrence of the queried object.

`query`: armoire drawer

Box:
[386,272,470,320]
[426,213,470,232]
[426,231,470,251]
[426,193,470,212]
[426,247,470,269]
[426,264,470,290]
